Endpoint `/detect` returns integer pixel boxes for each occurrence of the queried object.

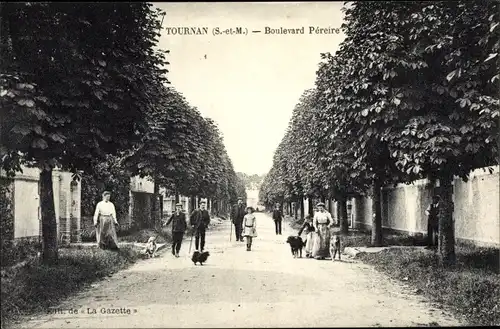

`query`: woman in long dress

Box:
[311,202,333,260]
[298,215,315,258]
[243,207,257,251]
[93,191,120,250]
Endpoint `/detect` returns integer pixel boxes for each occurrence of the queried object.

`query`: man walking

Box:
[190,200,211,252]
[163,203,187,257]
[231,198,246,242]
[272,203,283,235]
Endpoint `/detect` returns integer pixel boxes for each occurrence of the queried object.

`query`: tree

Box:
[325,1,498,262]
[1,3,167,264]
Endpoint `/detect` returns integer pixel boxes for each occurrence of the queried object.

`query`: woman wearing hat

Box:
[93,191,120,250]
[164,203,187,257]
[311,202,333,260]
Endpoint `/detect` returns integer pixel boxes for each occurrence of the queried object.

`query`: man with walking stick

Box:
[189,200,211,252]
[231,198,246,242]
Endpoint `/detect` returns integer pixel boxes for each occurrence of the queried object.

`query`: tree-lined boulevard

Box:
[13,215,462,328]
[1,1,499,328]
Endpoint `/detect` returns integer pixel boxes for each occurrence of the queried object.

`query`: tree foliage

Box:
[261,0,499,264]
[0,3,168,264]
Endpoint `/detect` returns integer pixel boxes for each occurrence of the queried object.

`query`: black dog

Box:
[191,251,210,265]
[286,236,305,258]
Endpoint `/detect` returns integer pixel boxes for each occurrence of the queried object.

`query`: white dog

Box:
[144,236,157,258]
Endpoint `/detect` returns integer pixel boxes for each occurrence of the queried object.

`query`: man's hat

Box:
[316,202,325,207]
[200,200,207,204]
[238,197,243,201]
[175,203,183,207]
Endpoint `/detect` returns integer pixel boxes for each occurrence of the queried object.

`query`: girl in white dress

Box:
[298,215,315,258]
[243,207,257,251]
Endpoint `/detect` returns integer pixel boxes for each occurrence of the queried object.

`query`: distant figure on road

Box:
[231,198,246,242]
[425,195,440,250]
[272,203,284,235]
[243,207,257,251]
[312,202,333,260]
[190,201,211,252]
[298,215,315,258]
[164,203,187,257]
[93,191,119,251]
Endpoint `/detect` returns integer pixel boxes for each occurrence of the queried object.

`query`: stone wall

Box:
[0,167,82,244]
[350,166,500,247]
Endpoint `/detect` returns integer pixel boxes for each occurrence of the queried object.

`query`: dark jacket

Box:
[272,209,283,221]
[298,221,315,236]
[426,202,439,229]
[165,212,187,233]
[190,209,210,230]
[231,203,246,223]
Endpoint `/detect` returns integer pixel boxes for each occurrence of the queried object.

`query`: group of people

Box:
[92,190,211,254]
[93,189,441,257]
[230,198,258,251]
[162,200,211,256]
[297,202,335,260]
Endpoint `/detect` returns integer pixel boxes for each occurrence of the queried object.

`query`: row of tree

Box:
[1,3,245,264]
[260,1,499,266]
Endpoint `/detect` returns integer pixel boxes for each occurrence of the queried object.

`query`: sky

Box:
[154,2,346,176]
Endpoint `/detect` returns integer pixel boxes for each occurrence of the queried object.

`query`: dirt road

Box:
[15,213,462,328]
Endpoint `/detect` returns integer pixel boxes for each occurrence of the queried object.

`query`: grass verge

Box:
[344,230,499,326]
[1,228,171,328]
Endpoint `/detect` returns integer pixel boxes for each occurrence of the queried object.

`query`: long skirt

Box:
[96,215,119,250]
[304,232,314,256]
[311,224,331,259]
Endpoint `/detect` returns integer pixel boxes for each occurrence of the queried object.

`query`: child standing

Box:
[243,207,257,251]
[298,215,315,258]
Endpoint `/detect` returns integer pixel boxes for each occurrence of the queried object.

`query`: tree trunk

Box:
[438,171,456,266]
[293,201,298,219]
[175,191,180,203]
[338,194,349,234]
[151,175,159,227]
[190,196,196,212]
[427,174,437,243]
[371,179,383,247]
[300,196,305,220]
[308,198,313,217]
[40,167,58,265]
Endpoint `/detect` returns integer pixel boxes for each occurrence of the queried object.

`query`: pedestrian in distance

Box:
[272,203,284,235]
[425,195,440,250]
[190,200,211,252]
[243,206,257,251]
[164,203,187,257]
[93,191,120,251]
[231,197,247,242]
